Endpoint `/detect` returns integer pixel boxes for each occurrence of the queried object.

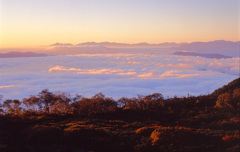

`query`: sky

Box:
[0,0,239,48]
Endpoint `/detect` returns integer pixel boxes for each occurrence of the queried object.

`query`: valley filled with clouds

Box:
[0,49,239,100]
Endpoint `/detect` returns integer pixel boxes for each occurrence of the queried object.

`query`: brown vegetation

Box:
[0,77,239,152]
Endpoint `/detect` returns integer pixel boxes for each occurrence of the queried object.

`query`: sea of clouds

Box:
[0,52,239,100]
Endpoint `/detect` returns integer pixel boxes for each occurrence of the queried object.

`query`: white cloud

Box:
[0,52,239,100]
[159,70,201,79]
[137,72,154,79]
[0,85,21,89]
[48,65,136,76]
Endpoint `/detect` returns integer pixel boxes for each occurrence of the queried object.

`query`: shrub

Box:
[222,134,240,142]
[216,93,233,108]
[27,125,63,144]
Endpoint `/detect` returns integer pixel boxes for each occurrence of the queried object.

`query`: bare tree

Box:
[23,95,41,112]
[3,99,21,114]
[38,89,55,113]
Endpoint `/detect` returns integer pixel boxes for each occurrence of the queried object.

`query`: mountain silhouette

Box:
[0,52,48,58]
[173,51,232,59]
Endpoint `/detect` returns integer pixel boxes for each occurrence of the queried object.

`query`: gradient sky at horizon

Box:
[0,0,239,48]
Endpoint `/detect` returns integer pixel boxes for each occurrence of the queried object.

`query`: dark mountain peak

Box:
[211,77,240,96]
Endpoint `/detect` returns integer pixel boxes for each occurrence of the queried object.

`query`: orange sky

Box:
[0,0,239,48]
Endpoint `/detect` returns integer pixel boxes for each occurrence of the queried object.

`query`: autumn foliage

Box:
[0,77,239,152]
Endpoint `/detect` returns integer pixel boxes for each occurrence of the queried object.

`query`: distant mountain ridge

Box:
[48,40,239,56]
[173,51,232,59]
[173,40,239,52]
[50,42,183,48]
[0,52,48,58]
[50,40,239,50]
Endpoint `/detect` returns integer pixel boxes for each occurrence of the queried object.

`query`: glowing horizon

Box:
[0,0,239,48]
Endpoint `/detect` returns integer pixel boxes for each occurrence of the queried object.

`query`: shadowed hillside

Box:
[211,78,240,96]
[0,78,239,152]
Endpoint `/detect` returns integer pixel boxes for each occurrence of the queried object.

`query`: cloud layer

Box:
[0,52,239,100]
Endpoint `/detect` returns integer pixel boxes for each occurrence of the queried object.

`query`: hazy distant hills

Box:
[0,52,48,58]
[50,42,183,48]
[48,40,240,57]
[173,51,232,59]
[76,42,182,48]
[1,40,238,57]
[173,40,239,52]
[172,40,239,57]
[50,40,239,51]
